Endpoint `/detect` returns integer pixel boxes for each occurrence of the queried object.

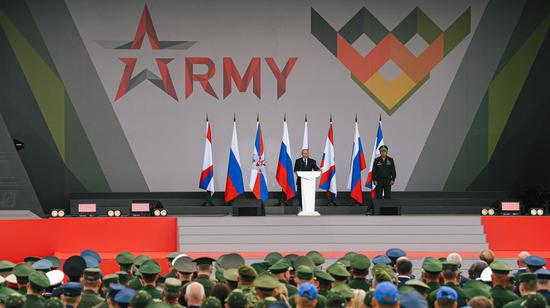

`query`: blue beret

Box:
[525,256,547,268]
[32,259,53,271]
[80,250,101,263]
[108,283,125,299]
[386,248,406,260]
[115,288,136,304]
[83,255,99,268]
[372,255,392,265]
[62,282,82,297]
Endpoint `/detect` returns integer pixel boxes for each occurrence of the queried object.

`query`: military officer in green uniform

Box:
[163,278,184,308]
[78,268,104,308]
[225,290,248,308]
[305,251,325,268]
[99,274,119,300]
[313,269,334,297]
[139,259,163,300]
[288,266,326,308]
[0,261,15,279]
[503,273,544,308]
[130,290,153,308]
[25,271,50,308]
[372,145,396,199]
[13,263,33,295]
[422,257,443,293]
[253,273,280,306]
[192,257,215,297]
[236,265,258,307]
[163,253,180,280]
[427,262,467,308]
[128,255,151,290]
[490,261,520,308]
[326,263,350,286]
[348,254,371,292]
[268,258,298,298]
[115,251,135,275]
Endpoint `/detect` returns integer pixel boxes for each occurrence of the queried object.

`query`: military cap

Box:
[43,256,62,268]
[32,259,53,271]
[519,272,538,283]
[344,252,358,259]
[462,280,491,299]
[218,253,245,269]
[298,282,318,300]
[386,248,406,261]
[83,255,99,268]
[372,255,392,265]
[379,145,388,151]
[350,254,371,270]
[12,263,33,278]
[404,279,430,291]
[268,258,291,273]
[296,265,314,280]
[254,273,280,289]
[264,252,284,266]
[422,257,443,273]
[331,283,354,299]
[306,251,326,266]
[214,262,226,282]
[80,249,101,263]
[441,261,460,272]
[522,293,547,307]
[116,271,130,284]
[335,258,351,268]
[5,274,17,284]
[45,297,64,308]
[193,257,216,266]
[313,268,335,282]
[166,252,180,261]
[226,290,248,308]
[250,262,270,275]
[374,282,399,304]
[63,255,86,278]
[536,268,550,280]
[480,267,493,282]
[202,296,222,308]
[46,270,65,286]
[83,268,102,281]
[114,288,135,304]
[0,260,15,271]
[373,266,395,283]
[5,293,25,308]
[295,256,316,269]
[223,268,239,282]
[116,251,135,265]
[489,260,513,274]
[24,256,40,264]
[164,277,182,297]
[436,287,457,301]
[525,256,547,269]
[62,282,82,297]
[238,265,258,279]
[173,256,196,273]
[103,274,119,286]
[284,254,299,267]
[327,263,350,278]
[139,259,161,275]
[130,289,152,308]
[327,290,347,307]
[134,255,151,266]
[29,271,49,288]
[108,283,125,299]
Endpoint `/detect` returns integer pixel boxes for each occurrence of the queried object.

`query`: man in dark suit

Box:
[294,149,320,206]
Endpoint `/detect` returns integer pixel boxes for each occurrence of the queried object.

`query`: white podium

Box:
[297,171,321,216]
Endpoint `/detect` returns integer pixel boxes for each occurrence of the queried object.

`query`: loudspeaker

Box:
[373,199,401,215]
[232,205,265,216]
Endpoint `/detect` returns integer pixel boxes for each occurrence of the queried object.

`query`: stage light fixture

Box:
[50,209,65,217]
[153,208,168,217]
[500,201,521,216]
[481,208,495,216]
[530,208,544,216]
[13,139,25,151]
[78,203,96,217]
[107,209,122,217]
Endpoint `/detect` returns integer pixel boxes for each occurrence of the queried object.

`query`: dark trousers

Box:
[375,178,392,199]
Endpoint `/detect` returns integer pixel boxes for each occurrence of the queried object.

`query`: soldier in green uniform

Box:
[422,258,443,293]
[490,261,520,308]
[0,275,17,304]
[6,293,26,308]
[503,273,543,308]
[127,255,151,290]
[326,263,350,286]
[264,253,284,268]
[130,290,153,308]
[99,274,119,300]
[427,262,467,308]
[313,269,334,297]
[78,268,104,308]
[25,271,50,308]
[288,266,326,308]
[163,278,184,308]
[223,269,238,291]
[400,280,431,299]
[236,265,258,307]
[372,145,396,199]
[348,254,371,292]
[116,272,130,287]
[0,261,15,279]
[192,257,216,297]
[163,253,180,280]
[13,264,34,296]
[139,259,163,300]
[305,252,325,269]
[225,290,248,308]
[253,273,280,307]
[115,251,135,275]
[268,258,297,298]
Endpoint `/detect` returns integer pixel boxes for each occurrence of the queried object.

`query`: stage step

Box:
[178,215,488,253]
[0,210,40,219]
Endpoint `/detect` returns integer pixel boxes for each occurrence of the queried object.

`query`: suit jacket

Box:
[294,158,320,187]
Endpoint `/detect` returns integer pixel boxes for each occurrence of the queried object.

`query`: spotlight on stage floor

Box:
[530,208,544,216]
[107,209,121,217]
[78,203,96,217]
[50,209,66,218]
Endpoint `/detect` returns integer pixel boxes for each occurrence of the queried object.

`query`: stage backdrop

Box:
[0,0,549,211]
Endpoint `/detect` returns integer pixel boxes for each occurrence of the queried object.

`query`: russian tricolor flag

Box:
[365,116,384,198]
[249,117,268,201]
[199,116,214,196]
[347,116,366,204]
[225,117,244,203]
[276,116,297,200]
[319,116,337,198]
